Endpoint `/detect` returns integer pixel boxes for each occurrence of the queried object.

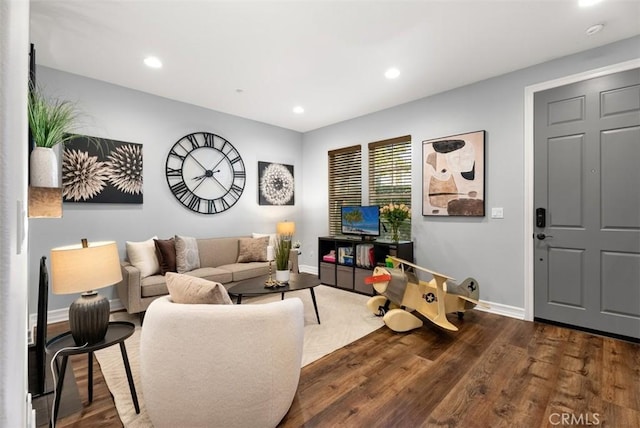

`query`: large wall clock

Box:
[165,132,246,214]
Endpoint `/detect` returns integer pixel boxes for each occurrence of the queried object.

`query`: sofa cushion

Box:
[218,262,270,282]
[175,235,200,273]
[188,267,234,285]
[197,237,240,267]
[166,272,233,305]
[236,236,269,263]
[126,236,160,279]
[141,274,169,298]
[154,238,177,275]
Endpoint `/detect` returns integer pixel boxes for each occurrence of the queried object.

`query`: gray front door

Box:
[534,68,640,339]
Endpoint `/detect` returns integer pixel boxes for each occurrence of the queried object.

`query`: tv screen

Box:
[341,205,380,237]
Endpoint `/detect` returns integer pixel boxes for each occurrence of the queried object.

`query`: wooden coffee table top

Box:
[228,272,321,297]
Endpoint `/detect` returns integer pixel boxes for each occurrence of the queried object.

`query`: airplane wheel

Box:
[366,296,388,316]
[383,309,423,332]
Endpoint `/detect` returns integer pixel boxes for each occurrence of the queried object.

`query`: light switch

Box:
[491,207,504,219]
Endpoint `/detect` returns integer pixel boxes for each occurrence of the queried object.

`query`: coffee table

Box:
[228,272,322,324]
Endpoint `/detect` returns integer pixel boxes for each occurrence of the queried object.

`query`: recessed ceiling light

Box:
[144,56,162,69]
[579,0,603,7]
[293,106,304,114]
[385,68,400,79]
[586,23,604,35]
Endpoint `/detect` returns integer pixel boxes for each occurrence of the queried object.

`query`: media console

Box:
[318,236,414,295]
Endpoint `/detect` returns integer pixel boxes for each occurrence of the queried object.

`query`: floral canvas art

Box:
[62,136,143,203]
[258,161,294,205]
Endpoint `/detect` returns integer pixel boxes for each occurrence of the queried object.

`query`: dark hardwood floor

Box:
[34,310,639,427]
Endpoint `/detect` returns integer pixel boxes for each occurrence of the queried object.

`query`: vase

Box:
[391,225,399,242]
[275,269,290,284]
[30,147,59,188]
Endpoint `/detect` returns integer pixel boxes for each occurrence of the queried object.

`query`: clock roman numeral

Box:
[233,170,246,179]
[229,155,242,165]
[186,134,200,150]
[186,193,201,211]
[166,167,182,177]
[207,200,216,214]
[220,197,230,211]
[169,149,186,161]
[229,184,243,198]
[170,181,189,199]
[203,133,215,147]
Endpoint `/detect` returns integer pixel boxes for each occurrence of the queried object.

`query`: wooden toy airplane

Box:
[365,256,486,332]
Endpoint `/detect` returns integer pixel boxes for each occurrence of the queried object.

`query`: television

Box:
[341,205,380,238]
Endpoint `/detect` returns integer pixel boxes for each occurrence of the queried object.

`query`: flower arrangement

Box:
[380,203,410,241]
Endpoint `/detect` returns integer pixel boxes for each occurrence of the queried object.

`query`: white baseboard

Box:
[28,298,125,333]
[299,264,524,320]
[475,300,525,320]
[299,264,318,275]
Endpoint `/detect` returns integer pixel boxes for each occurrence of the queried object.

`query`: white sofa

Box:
[140,296,304,428]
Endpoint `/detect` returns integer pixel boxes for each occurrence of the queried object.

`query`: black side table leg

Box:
[309,288,321,324]
[88,351,93,403]
[119,342,140,414]
[236,294,243,304]
[51,355,69,428]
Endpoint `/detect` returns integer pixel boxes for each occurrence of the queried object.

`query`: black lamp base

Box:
[69,291,110,346]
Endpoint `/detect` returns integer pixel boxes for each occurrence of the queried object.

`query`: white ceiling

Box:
[30,0,640,132]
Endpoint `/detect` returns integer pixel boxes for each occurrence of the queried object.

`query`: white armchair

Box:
[140,296,304,428]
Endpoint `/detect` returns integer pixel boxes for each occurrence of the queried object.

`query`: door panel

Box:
[534,68,640,339]
[601,126,640,229]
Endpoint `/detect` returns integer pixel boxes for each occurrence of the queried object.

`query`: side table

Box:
[45,321,140,425]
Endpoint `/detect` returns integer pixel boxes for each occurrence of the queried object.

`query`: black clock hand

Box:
[207,157,226,174]
[191,177,206,193]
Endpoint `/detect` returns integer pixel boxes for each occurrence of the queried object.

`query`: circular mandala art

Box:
[258,162,294,206]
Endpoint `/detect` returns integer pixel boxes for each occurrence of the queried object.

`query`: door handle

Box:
[536,233,553,240]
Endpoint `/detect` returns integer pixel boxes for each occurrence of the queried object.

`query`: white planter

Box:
[275,269,290,283]
[30,147,59,188]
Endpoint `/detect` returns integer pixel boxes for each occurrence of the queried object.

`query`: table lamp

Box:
[51,239,122,346]
[276,221,295,239]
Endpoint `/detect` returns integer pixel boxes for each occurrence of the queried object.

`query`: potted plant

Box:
[28,87,81,187]
[274,235,292,283]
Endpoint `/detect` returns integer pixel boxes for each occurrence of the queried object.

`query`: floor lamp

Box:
[50,239,122,346]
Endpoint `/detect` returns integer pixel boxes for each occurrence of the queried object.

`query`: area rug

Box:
[95,285,383,427]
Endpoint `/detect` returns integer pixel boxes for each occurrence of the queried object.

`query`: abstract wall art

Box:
[258,161,294,205]
[422,130,485,216]
[62,136,143,204]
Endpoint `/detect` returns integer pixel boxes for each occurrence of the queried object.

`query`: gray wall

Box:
[299,36,640,309]
[29,67,303,314]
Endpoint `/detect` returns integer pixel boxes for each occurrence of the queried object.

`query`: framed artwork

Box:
[258,161,294,205]
[62,136,143,204]
[422,130,485,216]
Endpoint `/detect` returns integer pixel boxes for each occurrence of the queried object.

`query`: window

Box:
[368,136,412,239]
[328,145,362,235]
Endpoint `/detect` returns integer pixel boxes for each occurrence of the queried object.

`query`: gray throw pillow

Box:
[174,235,201,273]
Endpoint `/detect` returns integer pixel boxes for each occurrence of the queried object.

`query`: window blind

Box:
[368,136,412,239]
[328,145,362,235]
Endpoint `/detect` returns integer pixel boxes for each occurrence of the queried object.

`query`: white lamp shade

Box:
[51,241,122,295]
[277,221,295,237]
